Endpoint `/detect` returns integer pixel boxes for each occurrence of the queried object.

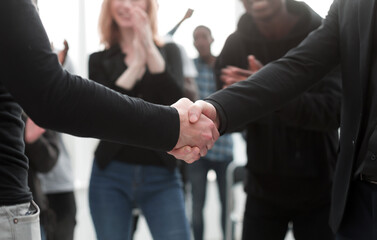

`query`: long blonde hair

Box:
[98,0,162,48]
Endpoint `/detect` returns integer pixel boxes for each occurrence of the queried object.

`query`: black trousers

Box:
[47,191,77,240]
[242,195,334,240]
[336,180,377,240]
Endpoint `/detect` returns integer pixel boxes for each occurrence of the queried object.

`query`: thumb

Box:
[188,103,202,123]
[189,100,217,126]
[198,100,216,123]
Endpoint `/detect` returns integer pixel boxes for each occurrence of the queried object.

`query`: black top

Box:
[89,44,183,170]
[215,0,341,207]
[0,0,179,205]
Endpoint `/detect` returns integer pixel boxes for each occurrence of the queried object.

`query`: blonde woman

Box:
[88,0,190,239]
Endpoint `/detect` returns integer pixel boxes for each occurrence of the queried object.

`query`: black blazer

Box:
[207,0,376,232]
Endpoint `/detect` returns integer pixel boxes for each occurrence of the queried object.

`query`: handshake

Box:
[169,98,220,164]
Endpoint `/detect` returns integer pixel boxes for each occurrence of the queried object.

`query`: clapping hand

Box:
[221,55,263,88]
[131,5,154,52]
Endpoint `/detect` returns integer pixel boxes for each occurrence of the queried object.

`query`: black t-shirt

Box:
[0,86,31,205]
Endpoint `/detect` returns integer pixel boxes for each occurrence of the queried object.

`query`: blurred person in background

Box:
[24,115,59,240]
[38,40,77,240]
[189,25,234,240]
[165,8,199,102]
[88,0,190,239]
[215,0,341,239]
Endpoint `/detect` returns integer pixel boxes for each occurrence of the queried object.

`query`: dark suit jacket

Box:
[206,0,376,232]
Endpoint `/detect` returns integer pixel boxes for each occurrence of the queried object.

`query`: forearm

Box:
[276,92,341,131]
[275,67,341,131]
[1,0,180,151]
[115,63,145,90]
[146,45,165,74]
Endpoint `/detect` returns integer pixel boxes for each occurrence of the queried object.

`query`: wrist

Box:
[129,61,145,70]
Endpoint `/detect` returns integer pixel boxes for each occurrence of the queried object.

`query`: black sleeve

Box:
[0,0,179,151]
[206,0,340,134]
[25,129,59,173]
[276,67,342,131]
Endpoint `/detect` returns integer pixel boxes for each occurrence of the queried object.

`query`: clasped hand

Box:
[169,98,219,163]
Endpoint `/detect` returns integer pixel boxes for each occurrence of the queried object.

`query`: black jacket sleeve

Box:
[0,0,179,151]
[275,67,341,131]
[206,0,340,134]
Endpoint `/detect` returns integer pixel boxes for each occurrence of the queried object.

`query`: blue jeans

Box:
[89,160,190,240]
[188,158,231,240]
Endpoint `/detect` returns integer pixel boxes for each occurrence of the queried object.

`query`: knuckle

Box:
[201,133,212,141]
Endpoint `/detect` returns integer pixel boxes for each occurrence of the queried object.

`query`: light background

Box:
[36,1,334,239]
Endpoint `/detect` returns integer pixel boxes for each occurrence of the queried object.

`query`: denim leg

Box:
[89,161,134,240]
[40,226,46,240]
[213,160,231,238]
[139,167,190,240]
[188,159,210,240]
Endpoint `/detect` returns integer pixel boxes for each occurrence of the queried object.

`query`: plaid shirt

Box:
[194,57,233,162]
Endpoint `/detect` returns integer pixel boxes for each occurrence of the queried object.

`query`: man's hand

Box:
[169,98,219,163]
[188,100,219,129]
[221,55,263,88]
[169,100,220,163]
